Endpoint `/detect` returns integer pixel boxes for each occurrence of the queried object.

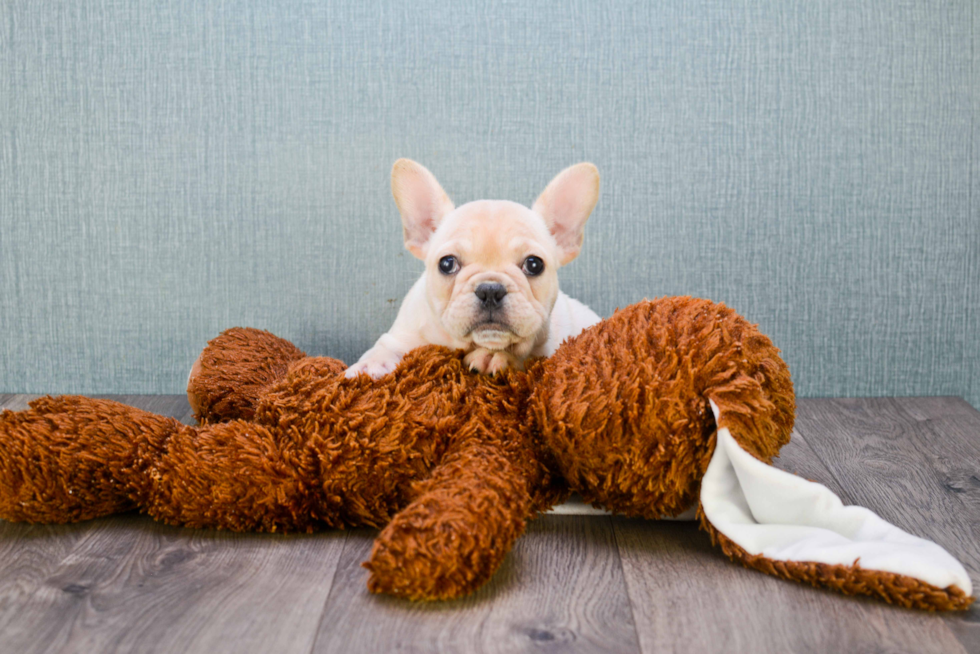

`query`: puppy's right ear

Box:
[532,163,600,266]
[391,159,455,259]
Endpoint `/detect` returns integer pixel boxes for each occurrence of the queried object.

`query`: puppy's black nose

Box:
[475,282,507,308]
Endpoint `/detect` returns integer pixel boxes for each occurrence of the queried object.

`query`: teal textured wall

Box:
[1,1,978,408]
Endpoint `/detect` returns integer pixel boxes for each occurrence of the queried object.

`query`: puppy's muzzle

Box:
[475,282,507,309]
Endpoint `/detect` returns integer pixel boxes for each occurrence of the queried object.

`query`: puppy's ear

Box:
[532,163,600,266]
[391,159,455,259]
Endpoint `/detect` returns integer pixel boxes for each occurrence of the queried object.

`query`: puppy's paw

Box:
[464,348,522,375]
[345,348,404,379]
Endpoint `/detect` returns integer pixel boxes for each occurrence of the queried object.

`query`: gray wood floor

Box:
[1,395,978,654]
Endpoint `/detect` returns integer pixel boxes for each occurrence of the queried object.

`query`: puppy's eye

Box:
[522,256,545,276]
[438,255,460,275]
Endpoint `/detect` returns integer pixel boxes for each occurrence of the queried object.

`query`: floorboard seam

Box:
[306,529,351,654]
[889,398,980,458]
[608,516,648,654]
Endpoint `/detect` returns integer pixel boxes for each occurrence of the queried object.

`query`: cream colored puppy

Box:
[345,159,602,379]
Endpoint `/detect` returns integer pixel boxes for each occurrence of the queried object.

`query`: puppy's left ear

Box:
[532,163,600,266]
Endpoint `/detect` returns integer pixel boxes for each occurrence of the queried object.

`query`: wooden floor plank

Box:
[615,416,965,654]
[795,397,980,653]
[0,520,103,643]
[889,396,979,422]
[0,516,348,654]
[312,517,641,654]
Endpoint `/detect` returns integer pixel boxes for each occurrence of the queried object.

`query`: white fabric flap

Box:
[700,401,972,595]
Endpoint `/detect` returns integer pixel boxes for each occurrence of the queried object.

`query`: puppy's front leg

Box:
[346,277,433,380]
[345,333,419,379]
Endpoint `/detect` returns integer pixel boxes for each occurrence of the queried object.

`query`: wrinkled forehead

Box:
[431,200,554,262]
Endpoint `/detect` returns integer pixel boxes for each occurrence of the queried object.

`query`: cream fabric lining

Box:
[700,400,971,595]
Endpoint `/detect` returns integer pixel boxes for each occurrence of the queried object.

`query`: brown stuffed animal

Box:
[0,297,972,610]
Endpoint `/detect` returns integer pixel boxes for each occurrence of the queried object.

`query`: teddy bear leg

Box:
[187,327,309,424]
[363,439,534,600]
[0,395,185,523]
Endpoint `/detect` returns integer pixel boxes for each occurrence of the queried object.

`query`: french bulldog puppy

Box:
[345,159,602,379]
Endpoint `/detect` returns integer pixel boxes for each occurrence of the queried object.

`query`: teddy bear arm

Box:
[363,438,535,601]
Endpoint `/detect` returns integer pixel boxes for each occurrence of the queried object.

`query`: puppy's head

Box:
[391,159,599,357]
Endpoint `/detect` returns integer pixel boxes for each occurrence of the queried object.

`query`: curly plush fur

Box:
[0,297,971,609]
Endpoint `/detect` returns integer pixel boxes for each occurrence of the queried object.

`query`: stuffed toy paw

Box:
[0,297,972,610]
